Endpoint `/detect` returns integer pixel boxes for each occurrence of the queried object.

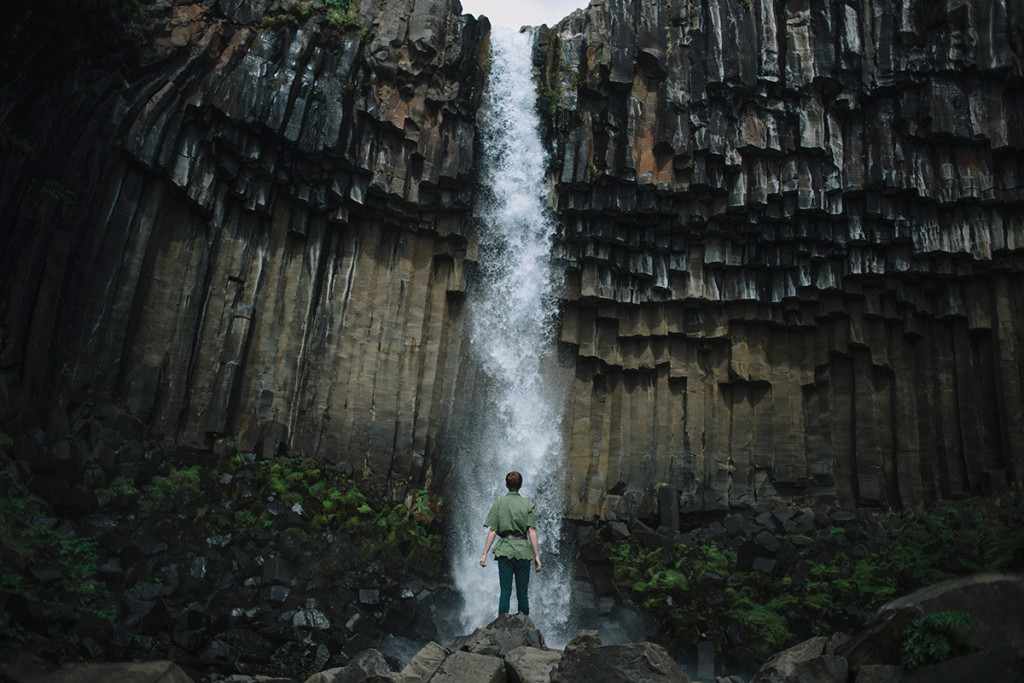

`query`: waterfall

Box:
[447,26,573,643]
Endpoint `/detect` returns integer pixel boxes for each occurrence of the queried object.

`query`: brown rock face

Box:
[1,0,1023,519]
[537,0,1024,518]
[0,0,485,495]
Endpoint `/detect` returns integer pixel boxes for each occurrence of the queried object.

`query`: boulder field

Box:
[4,573,1024,682]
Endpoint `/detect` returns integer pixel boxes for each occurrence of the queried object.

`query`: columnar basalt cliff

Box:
[1,0,1023,523]
[539,0,1024,518]
[0,0,485,499]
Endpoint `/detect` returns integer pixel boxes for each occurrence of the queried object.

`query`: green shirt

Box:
[484,492,537,560]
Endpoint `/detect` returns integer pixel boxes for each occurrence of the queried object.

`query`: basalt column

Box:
[0,0,488,498]
[539,0,1024,519]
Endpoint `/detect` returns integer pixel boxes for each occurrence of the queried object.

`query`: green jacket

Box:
[484,492,536,560]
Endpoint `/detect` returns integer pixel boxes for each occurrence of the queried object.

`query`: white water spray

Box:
[448,27,573,643]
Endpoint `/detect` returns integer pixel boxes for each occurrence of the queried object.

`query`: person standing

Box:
[479,471,542,615]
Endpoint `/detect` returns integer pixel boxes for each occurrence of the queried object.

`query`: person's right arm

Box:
[528,527,541,572]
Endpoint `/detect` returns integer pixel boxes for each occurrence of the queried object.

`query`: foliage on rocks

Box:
[0,424,445,669]
[603,494,1024,663]
[0,468,108,648]
[900,610,973,670]
[107,442,444,580]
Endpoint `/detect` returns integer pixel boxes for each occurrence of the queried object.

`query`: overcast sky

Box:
[458,0,589,28]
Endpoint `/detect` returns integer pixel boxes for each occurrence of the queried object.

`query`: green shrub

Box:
[900,610,973,669]
[0,475,107,632]
[141,465,201,509]
[98,475,139,499]
[233,454,442,573]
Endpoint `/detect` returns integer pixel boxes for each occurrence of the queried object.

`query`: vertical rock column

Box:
[0,0,488,497]
[538,0,1024,518]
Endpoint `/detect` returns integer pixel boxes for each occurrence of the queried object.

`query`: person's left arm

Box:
[528,527,541,572]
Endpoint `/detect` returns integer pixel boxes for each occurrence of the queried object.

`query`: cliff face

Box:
[539,0,1024,518]
[1,0,1023,520]
[0,0,485,497]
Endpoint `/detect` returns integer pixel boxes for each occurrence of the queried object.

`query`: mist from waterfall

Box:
[447,26,573,644]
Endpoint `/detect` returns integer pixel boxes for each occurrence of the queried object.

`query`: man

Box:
[479,471,542,615]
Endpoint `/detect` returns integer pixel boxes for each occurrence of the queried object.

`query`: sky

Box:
[457,0,589,28]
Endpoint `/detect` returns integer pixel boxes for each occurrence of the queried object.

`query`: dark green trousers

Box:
[497,556,532,615]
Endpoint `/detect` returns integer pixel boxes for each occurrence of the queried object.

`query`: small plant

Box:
[324,0,360,32]
[142,465,201,509]
[98,475,139,499]
[132,634,154,649]
[537,83,561,117]
[900,610,973,669]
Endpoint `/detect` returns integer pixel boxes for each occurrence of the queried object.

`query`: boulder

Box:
[0,654,58,683]
[505,646,563,683]
[563,630,601,654]
[749,636,849,683]
[303,669,344,683]
[838,572,1024,671]
[307,650,398,683]
[445,614,545,657]
[551,642,689,682]
[902,648,1024,683]
[851,664,902,683]
[428,650,505,683]
[398,641,448,682]
[42,661,195,683]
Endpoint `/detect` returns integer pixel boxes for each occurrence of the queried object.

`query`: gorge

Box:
[1,0,1024,678]
[2,0,1022,524]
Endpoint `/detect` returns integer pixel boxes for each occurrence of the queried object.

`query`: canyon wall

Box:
[539,0,1024,518]
[0,0,485,499]
[2,0,1023,520]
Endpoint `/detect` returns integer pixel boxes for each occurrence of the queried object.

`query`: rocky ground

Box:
[578,490,1024,676]
[2,401,1024,682]
[5,573,1024,682]
[0,403,456,681]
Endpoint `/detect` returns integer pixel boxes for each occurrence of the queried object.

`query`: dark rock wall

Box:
[538,0,1024,518]
[0,0,485,496]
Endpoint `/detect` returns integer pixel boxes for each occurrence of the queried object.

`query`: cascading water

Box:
[447,26,573,644]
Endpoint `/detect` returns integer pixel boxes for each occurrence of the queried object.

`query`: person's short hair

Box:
[506,471,522,491]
